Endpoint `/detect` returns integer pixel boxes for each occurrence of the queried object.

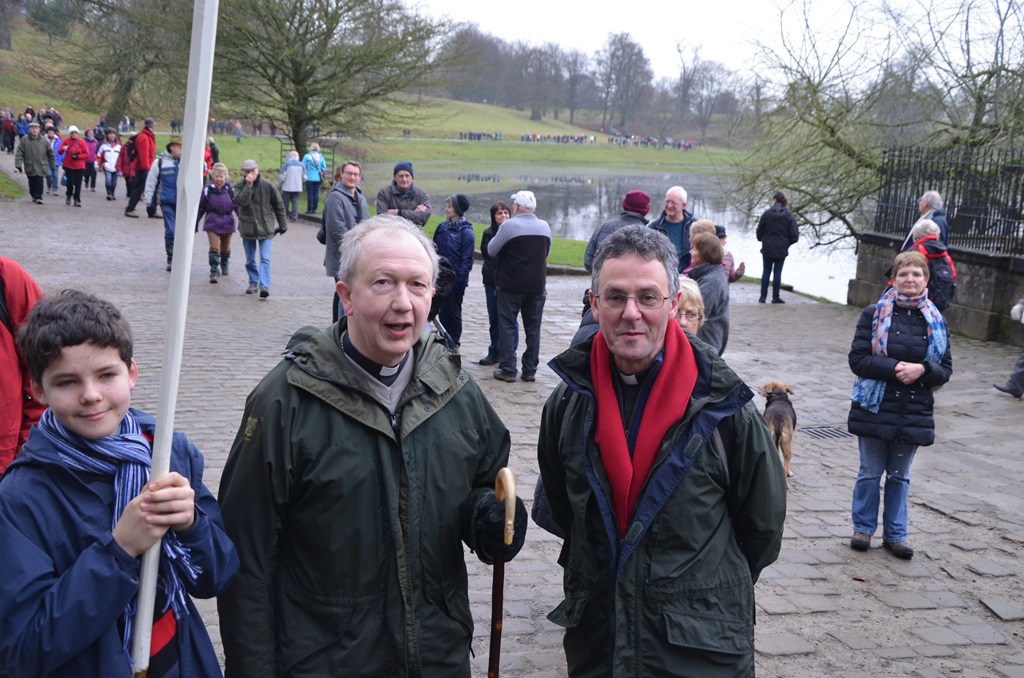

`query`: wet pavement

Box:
[3,151,1024,677]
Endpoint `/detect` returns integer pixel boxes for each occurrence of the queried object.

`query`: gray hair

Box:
[910,218,940,242]
[667,185,687,204]
[337,214,439,285]
[591,225,680,297]
[920,190,943,210]
[288,150,299,160]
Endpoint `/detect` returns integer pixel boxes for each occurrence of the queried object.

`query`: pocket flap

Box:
[547,597,590,628]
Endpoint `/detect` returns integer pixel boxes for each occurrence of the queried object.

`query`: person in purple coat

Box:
[196,163,238,283]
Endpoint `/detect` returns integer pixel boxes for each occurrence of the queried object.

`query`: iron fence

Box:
[873,146,1024,256]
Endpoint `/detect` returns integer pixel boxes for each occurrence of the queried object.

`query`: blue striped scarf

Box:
[36,408,200,658]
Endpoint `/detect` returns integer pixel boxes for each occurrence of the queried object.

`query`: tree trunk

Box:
[569,107,575,126]
[105,73,138,132]
[530,107,542,121]
[0,2,12,51]
[289,112,309,157]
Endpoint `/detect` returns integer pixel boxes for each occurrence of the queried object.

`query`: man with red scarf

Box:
[537,225,787,677]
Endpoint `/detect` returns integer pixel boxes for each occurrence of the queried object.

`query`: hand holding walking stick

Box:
[488,468,516,678]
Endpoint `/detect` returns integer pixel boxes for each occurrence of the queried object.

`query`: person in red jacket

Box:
[125,116,157,217]
[56,125,89,207]
[0,256,44,473]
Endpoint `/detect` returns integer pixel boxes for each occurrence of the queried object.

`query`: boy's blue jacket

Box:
[0,409,239,677]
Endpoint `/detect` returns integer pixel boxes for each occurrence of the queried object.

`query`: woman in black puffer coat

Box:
[847,251,952,560]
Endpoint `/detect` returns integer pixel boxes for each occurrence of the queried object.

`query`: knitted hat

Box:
[621,190,650,216]
[715,225,727,238]
[393,161,413,177]
[449,194,470,217]
[67,125,80,134]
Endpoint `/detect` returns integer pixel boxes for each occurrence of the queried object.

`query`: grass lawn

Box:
[0,169,24,201]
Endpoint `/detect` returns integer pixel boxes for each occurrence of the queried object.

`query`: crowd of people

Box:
[4,104,1024,677]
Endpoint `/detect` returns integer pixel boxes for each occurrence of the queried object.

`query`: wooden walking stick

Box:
[488,468,516,678]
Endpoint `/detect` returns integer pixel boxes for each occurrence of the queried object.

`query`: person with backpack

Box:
[143,136,184,271]
[537,225,787,676]
[115,133,137,199]
[124,117,156,218]
[57,126,89,207]
[196,163,238,283]
[905,219,957,311]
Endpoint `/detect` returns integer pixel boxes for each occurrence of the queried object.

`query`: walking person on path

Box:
[196,162,238,284]
[96,129,121,201]
[756,191,800,303]
[124,117,156,217]
[13,121,54,204]
[81,128,100,193]
[143,136,184,271]
[848,251,953,560]
[993,292,1024,398]
[45,127,62,196]
[57,125,89,207]
[278,150,304,221]
[234,158,288,299]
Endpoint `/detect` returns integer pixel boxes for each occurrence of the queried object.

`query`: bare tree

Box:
[562,48,590,126]
[0,0,22,51]
[691,60,730,139]
[214,0,452,156]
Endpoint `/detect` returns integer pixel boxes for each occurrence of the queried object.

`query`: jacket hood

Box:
[913,233,948,255]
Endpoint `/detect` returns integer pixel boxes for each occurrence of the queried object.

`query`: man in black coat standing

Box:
[756,191,800,304]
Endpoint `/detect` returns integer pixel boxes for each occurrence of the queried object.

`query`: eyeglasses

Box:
[596,291,670,310]
[341,171,360,177]
[678,311,701,322]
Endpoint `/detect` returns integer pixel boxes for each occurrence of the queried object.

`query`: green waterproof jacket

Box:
[217,321,511,678]
[538,334,787,677]
[14,134,56,177]
[233,176,288,239]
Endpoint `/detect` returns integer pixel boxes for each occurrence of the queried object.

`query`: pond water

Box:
[363,162,857,304]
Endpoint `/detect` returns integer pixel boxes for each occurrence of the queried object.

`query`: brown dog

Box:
[759,381,796,488]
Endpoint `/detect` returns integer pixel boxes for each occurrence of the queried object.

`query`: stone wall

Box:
[848,232,1024,346]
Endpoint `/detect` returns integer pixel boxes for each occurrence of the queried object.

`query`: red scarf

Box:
[590,321,697,536]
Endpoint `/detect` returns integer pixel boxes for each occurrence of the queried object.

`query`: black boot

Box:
[165,245,173,272]
[209,250,220,283]
[220,251,230,276]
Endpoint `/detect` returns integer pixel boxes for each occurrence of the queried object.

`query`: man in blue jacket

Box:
[144,136,183,271]
[432,193,474,346]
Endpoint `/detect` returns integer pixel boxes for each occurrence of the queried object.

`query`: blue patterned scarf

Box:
[850,287,947,413]
[36,408,200,658]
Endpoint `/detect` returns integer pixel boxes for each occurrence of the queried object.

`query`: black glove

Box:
[275,225,287,235]
[474,495,527,564]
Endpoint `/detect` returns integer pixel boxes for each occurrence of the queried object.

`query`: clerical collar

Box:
[616,366,652,386]
[342,331,408,386]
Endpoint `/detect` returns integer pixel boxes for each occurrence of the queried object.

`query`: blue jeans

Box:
[496,289,545,375]
[161,204,177,250]
[851,437,918,543]
[46,166,59,190]
[104,169,118,196]
[306,181,321,213]
[243,237,273,289]
[484,284,517,359]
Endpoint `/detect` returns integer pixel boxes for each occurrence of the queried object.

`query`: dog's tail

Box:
[770,422,785,449]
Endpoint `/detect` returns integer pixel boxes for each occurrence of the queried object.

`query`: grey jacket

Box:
[234,176,288,239]
[689,263,730,355]
[14,135,55,177]
[322,183,369,278]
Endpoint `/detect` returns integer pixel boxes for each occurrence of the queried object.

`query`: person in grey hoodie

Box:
[278,150,305,221]
[320,161,369,321]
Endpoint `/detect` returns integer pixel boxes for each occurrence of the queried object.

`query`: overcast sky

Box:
[415,0,787,80]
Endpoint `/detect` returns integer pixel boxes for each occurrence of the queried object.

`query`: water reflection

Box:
[365,164,857,303]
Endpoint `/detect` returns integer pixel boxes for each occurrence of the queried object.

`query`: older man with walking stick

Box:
[218,214,527,677]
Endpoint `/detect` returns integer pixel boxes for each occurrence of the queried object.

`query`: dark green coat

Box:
[233,176,288,239]
[14,134,55,177]
[217,321,510,677]
[538,335,787,677]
